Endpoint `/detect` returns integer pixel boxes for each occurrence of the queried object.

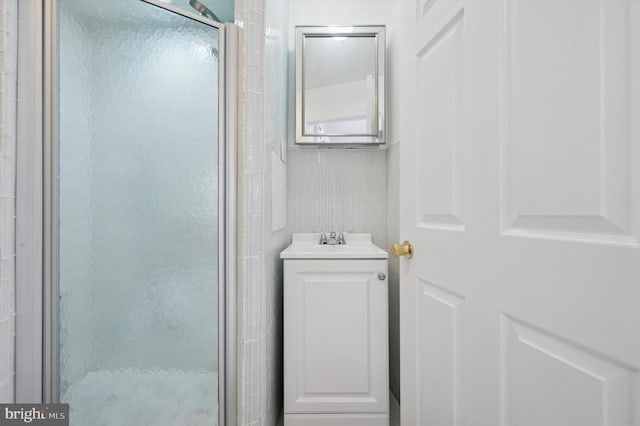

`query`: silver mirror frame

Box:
[295,25,386,145]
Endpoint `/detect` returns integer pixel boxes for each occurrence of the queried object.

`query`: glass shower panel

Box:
[57,1,219,425]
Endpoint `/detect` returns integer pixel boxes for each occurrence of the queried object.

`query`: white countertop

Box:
[280,233,389,259]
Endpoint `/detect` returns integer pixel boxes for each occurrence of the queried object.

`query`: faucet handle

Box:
[337,232,346,245]
[319,232,328,245]
[328,231,337,245]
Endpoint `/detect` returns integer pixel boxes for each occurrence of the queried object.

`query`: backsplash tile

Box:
[287,149,387,248]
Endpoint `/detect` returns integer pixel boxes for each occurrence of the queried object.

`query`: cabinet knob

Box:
[378,273,386,281]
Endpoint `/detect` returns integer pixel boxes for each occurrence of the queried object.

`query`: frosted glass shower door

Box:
[56,1,221,425]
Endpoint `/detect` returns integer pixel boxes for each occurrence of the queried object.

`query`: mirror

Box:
[295,26,386,145]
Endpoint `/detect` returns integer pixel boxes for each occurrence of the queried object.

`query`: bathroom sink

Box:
[280,233,388,259]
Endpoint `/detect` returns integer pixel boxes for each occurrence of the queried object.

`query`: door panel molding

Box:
[419,0,438,21]
[499,0,636,247]
[416,8,466,232]
[500,315,638,426]
[416,278,465,426]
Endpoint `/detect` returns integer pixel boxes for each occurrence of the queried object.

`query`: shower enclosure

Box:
[16,0,236,425]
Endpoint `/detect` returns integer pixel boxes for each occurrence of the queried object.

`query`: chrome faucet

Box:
[319,232,328,245]
[319,231,346,245]
[328,231,337,245]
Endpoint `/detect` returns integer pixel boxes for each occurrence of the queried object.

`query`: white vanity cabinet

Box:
[281,234,389,426]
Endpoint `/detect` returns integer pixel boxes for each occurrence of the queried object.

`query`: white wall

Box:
[286,0,415,402]
[0,0,17,404]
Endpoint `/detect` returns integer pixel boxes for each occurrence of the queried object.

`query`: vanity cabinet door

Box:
[284,259,389,414]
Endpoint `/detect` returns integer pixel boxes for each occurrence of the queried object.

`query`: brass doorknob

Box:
[389,241,413,259]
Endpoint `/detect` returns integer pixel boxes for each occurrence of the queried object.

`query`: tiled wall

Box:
[287,149,387,248]
[0,0,17,404]
[264,0,289,424]
[236,0,289,424]
[236,0,266,423]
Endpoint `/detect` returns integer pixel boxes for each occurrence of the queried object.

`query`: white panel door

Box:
[400,1,640,425]
[284,259,389,414]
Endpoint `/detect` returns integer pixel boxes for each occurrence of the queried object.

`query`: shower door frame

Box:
[15,1,238,425]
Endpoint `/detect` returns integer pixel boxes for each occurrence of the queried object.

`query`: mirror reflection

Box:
[295,26,386,145]
[303,36,377,138]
